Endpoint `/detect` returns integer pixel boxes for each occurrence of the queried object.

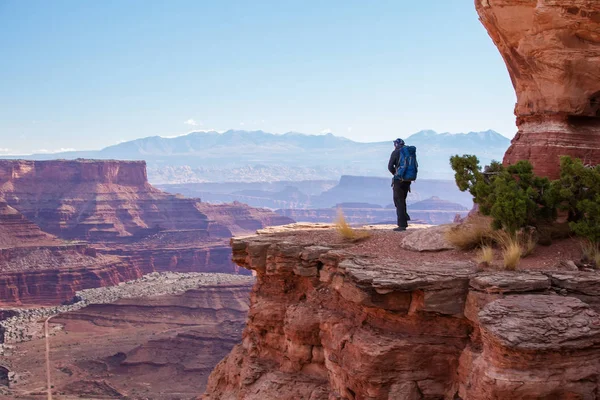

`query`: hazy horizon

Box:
[1,0,516,154]
[0,128,509,156]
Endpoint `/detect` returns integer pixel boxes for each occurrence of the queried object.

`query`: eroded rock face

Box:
[0,160,292,305]
[0,248,140,305]
[476,0,600,177]
[0,198,61,248]
[0,160,292,241]
[0,199,140,305]
[2,275,253,398]
[203,231,600,400]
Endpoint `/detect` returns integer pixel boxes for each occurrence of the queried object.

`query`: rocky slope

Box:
[1,272,253,399]
[203,227,600,400]
[476,0,600,178]
[0,199,60,248]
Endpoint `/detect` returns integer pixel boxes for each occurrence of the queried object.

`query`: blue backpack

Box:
[395,146,418,181]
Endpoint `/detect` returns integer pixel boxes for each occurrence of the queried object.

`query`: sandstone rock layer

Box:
[3,277,254,399]
[203,230,600,400]
[476,0,600,177]
[0,160,292,304]
[0,159,292,241]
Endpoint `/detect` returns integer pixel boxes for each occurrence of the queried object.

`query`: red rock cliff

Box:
[476,0,600,177]
[0,159,149,186]
[0,197,141,305]
[0,159,292,241]
[0,160,292,304]
[202,229,600,399]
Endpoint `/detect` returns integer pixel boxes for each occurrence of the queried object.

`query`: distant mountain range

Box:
[3,129,511,183]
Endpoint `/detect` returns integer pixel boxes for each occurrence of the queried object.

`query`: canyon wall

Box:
[0,198,140,305]
[0,199,61,248]
[476,0,600,177]
[0,159,292,305]
[0,160,292,241]
[0,159,207,240]
[3,275,254,399]
[203,229,600,400]
[0,246,140,305]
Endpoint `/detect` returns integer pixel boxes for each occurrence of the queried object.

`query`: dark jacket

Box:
[388,147,402,175]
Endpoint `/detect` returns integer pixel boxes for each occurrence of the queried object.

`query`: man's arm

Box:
[388,150,398,175]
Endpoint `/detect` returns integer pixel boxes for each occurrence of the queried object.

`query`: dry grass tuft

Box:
[335,210,371,242]
[494,231,522,270]
[445,215,494,250]
[581,240,600,268]
[519,229,538,258]
[476,245,494,266]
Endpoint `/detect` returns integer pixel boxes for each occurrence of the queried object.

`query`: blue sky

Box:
[0,0,516,154]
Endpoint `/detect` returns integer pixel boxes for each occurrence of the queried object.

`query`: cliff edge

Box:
[202,226,600,400]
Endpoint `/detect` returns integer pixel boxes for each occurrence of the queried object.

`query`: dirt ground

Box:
[258,224,585,271]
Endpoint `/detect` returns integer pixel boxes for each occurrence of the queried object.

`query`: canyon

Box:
[203,227,600,400]
[0,159,293,398]
[0,159,291,305]
[476,0,600,178]
[1,272,253,399]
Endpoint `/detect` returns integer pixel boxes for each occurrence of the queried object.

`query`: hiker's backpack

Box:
[395,146,418,181]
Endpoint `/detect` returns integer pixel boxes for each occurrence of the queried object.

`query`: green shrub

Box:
[450,156,555,234]
[553,156,600,244]
[451,154,600,250]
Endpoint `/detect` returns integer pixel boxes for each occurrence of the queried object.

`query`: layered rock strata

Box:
[203,229,600,400]
[0,160,292,241]
[0,246,138,305]
[1,272,253,399]
[0,199,60,248]
[476,0,600,177]
[0,160,292,304]
[0,198,137,305]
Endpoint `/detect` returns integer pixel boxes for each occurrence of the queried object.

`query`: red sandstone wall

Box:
[0,159,150,186]
[476,0,600,177]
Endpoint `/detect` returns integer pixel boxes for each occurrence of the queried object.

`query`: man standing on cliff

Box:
[388,138,411,231]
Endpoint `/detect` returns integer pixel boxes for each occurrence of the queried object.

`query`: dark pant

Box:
[393,180,411,228]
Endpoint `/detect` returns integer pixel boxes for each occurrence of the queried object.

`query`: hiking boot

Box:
[393,227,407,232]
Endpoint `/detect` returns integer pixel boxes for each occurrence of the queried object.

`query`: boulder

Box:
[400,224,455,252]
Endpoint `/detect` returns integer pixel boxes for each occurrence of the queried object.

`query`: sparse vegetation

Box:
[519,229,538,258]
[450,156,556,234]
[494,231,522,270]
[451,155,600,267]
[445,215,494,250]
[335,210,371,242]
[553,156,600,245]
[476,245,494,266]
[580,240,600,269]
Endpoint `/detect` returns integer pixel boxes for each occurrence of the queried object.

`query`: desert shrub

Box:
[451,154,600,261]
[450,156,556,234]
[445,215,494,250]
[552,156,600,245]
[335,210,371,242]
